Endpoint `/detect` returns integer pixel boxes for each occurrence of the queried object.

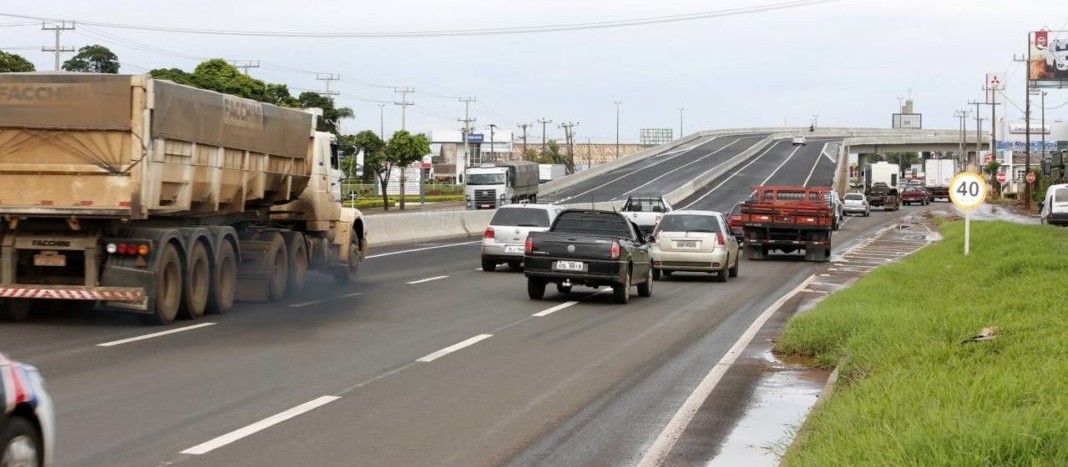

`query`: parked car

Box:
[620,194,672,235]
[792,136,807,146]
[524,209,653,304]
[481,203,561,271]
[1039,183,1068,226]
[842,192,870,217]
[900,186,930,206]
[1,353,54,467]
[650,210,740,282]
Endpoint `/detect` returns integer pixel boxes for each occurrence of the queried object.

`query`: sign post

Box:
[948,172,989,256]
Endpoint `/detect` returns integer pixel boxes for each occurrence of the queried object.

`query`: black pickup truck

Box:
[523,209,653,304]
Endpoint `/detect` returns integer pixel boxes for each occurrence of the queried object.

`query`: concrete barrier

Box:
[364,209,494,247]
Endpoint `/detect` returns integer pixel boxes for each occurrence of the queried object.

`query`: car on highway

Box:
[842,192,870,216]
[524,209,653,304]
[1,353,54,467]
[620,194,672,235]
[792,136,807,146]
[900,186,929,206]
[820,189,844,230]
[650,210,739,282]
[481,203,561,271]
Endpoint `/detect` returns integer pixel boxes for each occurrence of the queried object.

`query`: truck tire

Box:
[142,243,182,325]
[179,241,210,320]
[264,233,289,301]
[333,236,361,286]
[0,416,42,467]
[0,299,32,322]
[527,278,546,300]
[637,265,653,297]
[613,269,631,304]
[286,233,308,296]
[206,240,237,315]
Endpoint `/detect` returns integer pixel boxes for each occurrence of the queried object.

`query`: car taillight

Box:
[484,227,495,240]
[715,232,725,246]
[117,243,128,255]
[524,236,534,255]
[610,240,620,259]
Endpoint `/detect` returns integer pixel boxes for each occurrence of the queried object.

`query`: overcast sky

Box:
[2,0,1067,142]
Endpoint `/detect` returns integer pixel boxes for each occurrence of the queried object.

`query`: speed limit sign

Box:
[949,172,988,210]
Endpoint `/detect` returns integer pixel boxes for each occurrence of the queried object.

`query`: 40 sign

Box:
[949,172,988,211]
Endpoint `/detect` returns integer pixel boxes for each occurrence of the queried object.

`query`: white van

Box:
[1039,183,1068,226]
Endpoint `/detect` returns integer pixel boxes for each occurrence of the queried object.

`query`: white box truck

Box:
[923,159,956,201]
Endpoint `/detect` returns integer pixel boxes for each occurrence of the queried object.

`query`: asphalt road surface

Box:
[0,139,926,467]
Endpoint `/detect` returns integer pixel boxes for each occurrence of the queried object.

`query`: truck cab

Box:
[464,162,538,209]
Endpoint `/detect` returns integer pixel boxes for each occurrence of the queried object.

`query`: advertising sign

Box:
[466,133,484,143]
[892,113,922,129]
[1029,30,1068,87]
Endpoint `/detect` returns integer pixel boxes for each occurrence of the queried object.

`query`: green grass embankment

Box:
[777,220,1068,466]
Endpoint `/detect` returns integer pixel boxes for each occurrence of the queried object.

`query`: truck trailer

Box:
[924,158,956,201]
[465,161,539,209]
[0,73,366,324]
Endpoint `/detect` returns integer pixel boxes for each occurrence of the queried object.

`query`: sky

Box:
[2,0,1067,143]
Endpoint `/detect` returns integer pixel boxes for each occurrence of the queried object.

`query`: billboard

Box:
[1029,30,1068,88]
[892,113,922,129]
[640,128,673,146]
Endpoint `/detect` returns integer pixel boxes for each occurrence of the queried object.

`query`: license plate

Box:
[674,240,699,248]
[504,245,523,253]
[34,253,67,267]
[553,260,586,272]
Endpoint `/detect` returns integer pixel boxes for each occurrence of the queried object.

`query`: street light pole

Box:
[377,104,385,138]
[678,107,685,138]
[1042,90,1047,161]
[614,101,622,160]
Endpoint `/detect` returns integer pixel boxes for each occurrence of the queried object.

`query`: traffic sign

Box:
[996,171,1006,184]
[1026,172,1036,184]
[949,172,988,211]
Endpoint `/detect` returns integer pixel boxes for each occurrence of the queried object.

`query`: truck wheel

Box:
[481,258,496,272]
[142,243,182,325]
[729,255,740,277]
[286,233,308,296]
[180,242,210,320]
[0,416,42,467]
[264,233,289,301]
[0,299,32,322]
[207,240,237,315]
[333,236,361,286]
[613,269,631,304]
[527,278,546,300]
[637,266,653,297]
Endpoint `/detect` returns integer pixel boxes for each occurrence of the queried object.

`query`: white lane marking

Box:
[637,274,816,467]
[406,275,449,285]
[416,334,493,363]
[758,144,802,186]
[290,292,363,308]
[181,396,340,455]
[681,141,782,209]
[532,301,579,317]
[563,137,719,201]
[803,143,831,186]
[365,241,479,259]
[621,138,743,197]
[97,323,216,347]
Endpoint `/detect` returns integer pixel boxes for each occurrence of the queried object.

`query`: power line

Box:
[1,1,842,38]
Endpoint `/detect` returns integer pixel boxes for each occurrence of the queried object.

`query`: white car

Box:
[481,203,561,271]
[1043,39,1068,72]
[792,136,807,146]
[1,352,55,467]
[1039,183,1068,226]
[842,192,870,217]
[621,194,672,235]
[650,210,739,282]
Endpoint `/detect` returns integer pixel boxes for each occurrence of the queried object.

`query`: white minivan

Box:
[1039,183,1068,226]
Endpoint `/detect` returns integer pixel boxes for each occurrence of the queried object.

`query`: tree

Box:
[385,130,431,210]
[354,130,391,210]
[62,44,119,73]
[149,59,298,107]
[0,51,35,72]
[148,67,195,86]
[297,92,354,136]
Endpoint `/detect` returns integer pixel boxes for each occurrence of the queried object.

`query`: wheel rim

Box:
[2,434,39,467]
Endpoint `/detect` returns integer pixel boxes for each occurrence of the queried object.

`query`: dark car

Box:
[1,353,54,467]
[900,186,929,206]
[524,210,653,304]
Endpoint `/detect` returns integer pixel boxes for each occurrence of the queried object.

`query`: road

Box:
[0,137,925,467]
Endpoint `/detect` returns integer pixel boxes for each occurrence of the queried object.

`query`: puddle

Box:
[707,360,828,467]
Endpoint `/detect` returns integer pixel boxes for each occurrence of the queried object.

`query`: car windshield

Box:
[467,173,506,185]
[844,194,864,201]
[490,208,551,227]
[656,214,721,233]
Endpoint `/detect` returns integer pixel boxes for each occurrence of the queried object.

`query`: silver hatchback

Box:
[650,210,740,282]
[481,204,561,271]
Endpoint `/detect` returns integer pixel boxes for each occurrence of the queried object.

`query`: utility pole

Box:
[614,101,623,160]
[517,123,531,160]
[458,97,477,168]
[315,73,340,96]
[537,118,552,153]
[377,104,386,138]
[230,60,260,75]
[811,114,820,130]
[558,122,579,172]
[488,124,498,163]
[1041,90,1047,161]
[968,100,984,172]
[41,21,75,71]
[954,109,971,167]
[1014,51,1033,209]
[394,87,414,131]
[984,79,1002,180]
[678,108,685,137]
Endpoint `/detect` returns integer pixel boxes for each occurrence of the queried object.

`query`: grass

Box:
[776,220,1068,466]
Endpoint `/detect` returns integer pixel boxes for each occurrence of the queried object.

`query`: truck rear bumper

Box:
[0,285,146,308]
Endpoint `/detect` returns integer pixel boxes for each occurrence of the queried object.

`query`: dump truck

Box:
[739,185,834,262]
[0,73,367,324]
[464,161,539,209]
